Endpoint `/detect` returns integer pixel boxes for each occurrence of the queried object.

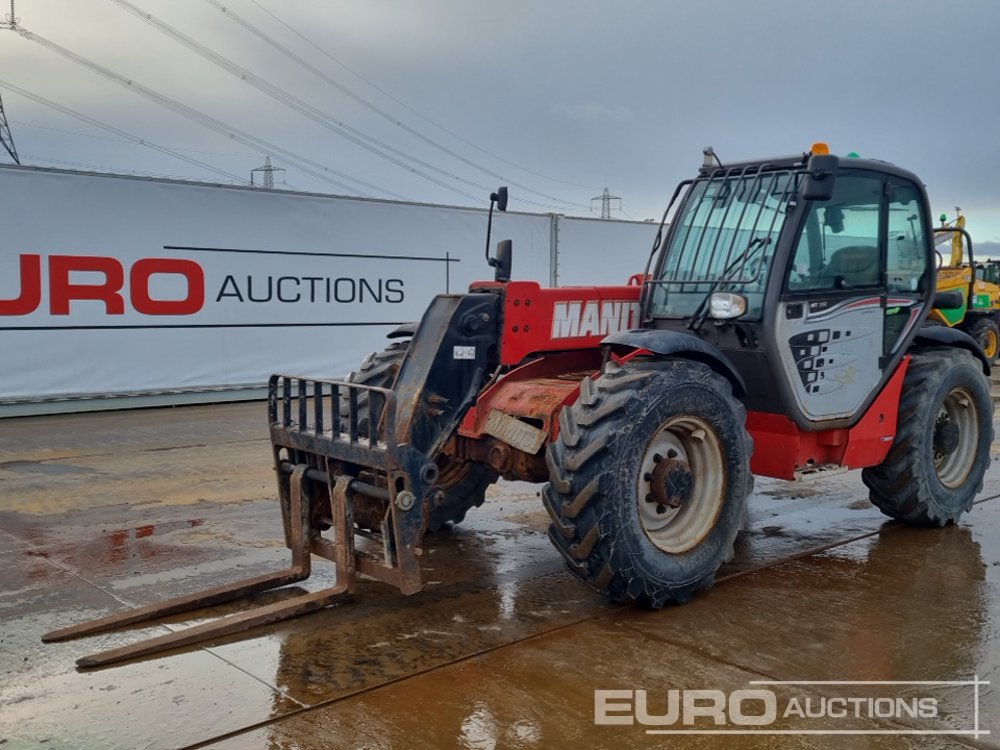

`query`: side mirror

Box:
[492,239,512,282]
[491,186,508,212]
[484,186,509,270]
[932,289,965,311]
[802,154,839,202]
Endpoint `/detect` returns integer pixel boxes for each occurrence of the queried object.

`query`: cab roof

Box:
[697,152,925,187]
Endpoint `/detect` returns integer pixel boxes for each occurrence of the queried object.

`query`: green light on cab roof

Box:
[846,152,860,159]
[940,213,948,223]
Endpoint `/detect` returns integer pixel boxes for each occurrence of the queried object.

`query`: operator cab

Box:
[643,143,935,429]
[977,262,1000,286]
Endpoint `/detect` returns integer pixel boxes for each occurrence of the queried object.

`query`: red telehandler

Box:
[47,144,993,667]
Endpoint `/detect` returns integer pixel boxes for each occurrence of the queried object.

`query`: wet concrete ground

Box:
[1,402,999,749]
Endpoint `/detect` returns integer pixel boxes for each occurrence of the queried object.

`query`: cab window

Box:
[886,180,927,293]
[786,175,883,292]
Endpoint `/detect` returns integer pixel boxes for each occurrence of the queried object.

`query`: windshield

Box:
[649,169,800,318]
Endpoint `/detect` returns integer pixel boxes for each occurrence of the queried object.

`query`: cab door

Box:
[772,174,927,424]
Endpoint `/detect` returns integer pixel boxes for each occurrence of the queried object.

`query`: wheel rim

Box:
[983,329,999,360]
[933,386,979,489]
[637,415,725,553]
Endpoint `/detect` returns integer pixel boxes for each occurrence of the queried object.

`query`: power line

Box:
[109,0,486,203]
[12,120,254,158]
[246,0,597,192]
[14,119,171,146]
[1,80,246,182]
[5,23,405,200]
[203,0,591,209]
[21,153,245,183]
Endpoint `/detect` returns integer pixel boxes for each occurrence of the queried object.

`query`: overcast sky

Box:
[3,0,1000,244]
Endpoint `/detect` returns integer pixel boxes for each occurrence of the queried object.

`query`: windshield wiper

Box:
[687,236,771,331]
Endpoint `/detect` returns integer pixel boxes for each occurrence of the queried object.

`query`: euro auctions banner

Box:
[0,166,552,403]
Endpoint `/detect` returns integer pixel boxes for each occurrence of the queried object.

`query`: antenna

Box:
[0,89,19,164]
[251,155,284,188]
[591,187,621,219]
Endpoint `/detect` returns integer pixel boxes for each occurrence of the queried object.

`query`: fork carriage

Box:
[44,374,437,668]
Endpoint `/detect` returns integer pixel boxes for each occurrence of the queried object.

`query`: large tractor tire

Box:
[862,349,993,525]
[542,359,753,607]
[966,317,1000,365]
[346,341,498,532]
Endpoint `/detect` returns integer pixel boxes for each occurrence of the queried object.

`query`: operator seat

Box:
[818,245,879,288]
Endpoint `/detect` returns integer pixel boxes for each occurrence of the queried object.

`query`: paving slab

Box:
[0,532,298,750]
[1,402,999,749]
[203,501,1000,750]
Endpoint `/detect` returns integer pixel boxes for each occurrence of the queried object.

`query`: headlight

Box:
[709,292,747,320]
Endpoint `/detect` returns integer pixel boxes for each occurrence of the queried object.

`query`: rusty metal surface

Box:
[267,373,436,596]
[2,403,1000,748]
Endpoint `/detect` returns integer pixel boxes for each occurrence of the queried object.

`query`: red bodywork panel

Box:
[745,356,910,480]
[462,355,909,480]
[459,349,603,441]
[462,279,910,482]
[471,279,642,366]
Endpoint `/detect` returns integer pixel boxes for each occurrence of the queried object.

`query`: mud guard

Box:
[911,324,991,374]
[602,328,747,397]
[387,322,418,339]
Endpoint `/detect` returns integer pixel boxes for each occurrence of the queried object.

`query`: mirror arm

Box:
[485,186,509,268]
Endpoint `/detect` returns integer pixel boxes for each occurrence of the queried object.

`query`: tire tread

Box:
[862,349,993,525]
[542,359,753,607]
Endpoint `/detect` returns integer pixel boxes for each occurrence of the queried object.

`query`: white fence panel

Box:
[0,166,549,407]
[554,216,660,287]
[0,166,659,414]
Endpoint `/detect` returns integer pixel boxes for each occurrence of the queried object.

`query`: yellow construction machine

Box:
[931,210,1000,363]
